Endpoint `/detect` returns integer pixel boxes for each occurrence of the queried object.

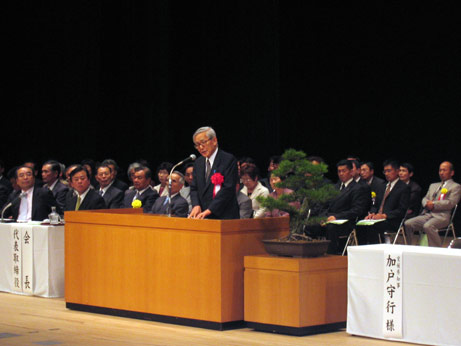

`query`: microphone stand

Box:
[1,192,24,222]
[167,155,196,217]
[1,203,12,222]
[167,163,181,218]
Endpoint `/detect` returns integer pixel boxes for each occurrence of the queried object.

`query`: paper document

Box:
[325,219,349,225]
[356,219,385,226]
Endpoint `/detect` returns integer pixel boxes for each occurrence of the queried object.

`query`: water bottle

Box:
[49,206,61,225]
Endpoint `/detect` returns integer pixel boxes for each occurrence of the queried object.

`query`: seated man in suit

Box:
[123,166,159,213]
[101,159,129,192]
[3,165,58,221]
[41,160,69,212]
[64,165,106,211]
[236,181,253,219]
[357,160,410,244]
[399,162,422,219]
[188,126,240,220]
[179,162,194,212]
[360,162,386,196]
[150,171,189,217]
[404,161,461,247]
[23,160,44,187]
[348,158,362,184]
[306,159,370,254]
[95,164,124,209]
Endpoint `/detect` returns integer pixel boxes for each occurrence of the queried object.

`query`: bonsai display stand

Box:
[244,254,347,336]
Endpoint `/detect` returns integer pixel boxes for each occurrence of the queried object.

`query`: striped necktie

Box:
[205,159,211,180]
[378,183,391,214]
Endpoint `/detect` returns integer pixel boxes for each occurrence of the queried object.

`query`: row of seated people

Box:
[1,157,460,253]
[0,156,270,222]
[0,160,192,221]
[302,159,461,254]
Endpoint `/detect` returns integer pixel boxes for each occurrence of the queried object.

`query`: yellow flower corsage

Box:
[371,191,376,198]
[441,188,448,194]
[132,199,142,208]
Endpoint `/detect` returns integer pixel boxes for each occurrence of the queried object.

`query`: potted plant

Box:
[257,149,338,257]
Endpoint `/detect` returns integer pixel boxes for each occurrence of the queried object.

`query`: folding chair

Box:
[341,227,358,256]
[448,237,461,249]
[438,204,458,245]
[384,215,408,245]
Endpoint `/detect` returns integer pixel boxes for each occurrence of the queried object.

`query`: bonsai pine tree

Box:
[257,149,338,241]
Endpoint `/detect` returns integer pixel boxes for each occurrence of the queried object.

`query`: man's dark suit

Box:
[150,194,189,218]
[112,179,129,192]
[48,181,69,212]
[123,188,158,213]
[64,189,106,211]
[406,180,422,218]
[327,181,370,221]
[359,179,410,244]
[4,187,58,221]
[190,149,240,219]
[0,184,9,209]
[0,176,13,194]
[311,180,370,254]
[101,185,124,209]
[368,176,386,196]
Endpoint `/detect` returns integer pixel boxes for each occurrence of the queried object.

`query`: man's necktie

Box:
[205,159,211,180]
[432,182,445,200]
[133,191,140,202]
[99,189,104,196]
[75,195,81,211]
[17,192,28,221]
[378,183,391,214]
[340,183,344,191]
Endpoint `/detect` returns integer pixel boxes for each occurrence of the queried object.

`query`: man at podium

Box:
[188,126,239,219]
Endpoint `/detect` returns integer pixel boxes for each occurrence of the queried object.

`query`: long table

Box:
[347,244,461,346]
[0,222,65,298]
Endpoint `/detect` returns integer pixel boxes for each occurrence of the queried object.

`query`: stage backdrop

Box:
[4,2,460,195]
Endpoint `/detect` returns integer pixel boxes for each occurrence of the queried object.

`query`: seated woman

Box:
[153,162,173,197]
[265,173,298,217]
[240,165,269,218]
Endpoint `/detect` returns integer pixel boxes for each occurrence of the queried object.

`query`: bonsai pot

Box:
[262,238,330,258]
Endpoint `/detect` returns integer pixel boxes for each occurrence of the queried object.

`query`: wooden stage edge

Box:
[66,303,245,331]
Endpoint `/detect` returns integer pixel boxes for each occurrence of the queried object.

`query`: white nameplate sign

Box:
[383,247,403,338]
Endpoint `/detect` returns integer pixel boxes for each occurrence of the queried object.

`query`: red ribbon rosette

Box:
[211,173,224,198]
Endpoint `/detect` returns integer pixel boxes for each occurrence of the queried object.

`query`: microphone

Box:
[176,154,196,166]
[1,192,25,222]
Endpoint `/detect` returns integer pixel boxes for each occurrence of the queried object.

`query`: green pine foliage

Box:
[257,149,338,239]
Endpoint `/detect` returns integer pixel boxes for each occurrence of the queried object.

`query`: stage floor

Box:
[0,292,412,346]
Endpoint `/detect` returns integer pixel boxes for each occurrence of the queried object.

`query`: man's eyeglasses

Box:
[194,138,212,149]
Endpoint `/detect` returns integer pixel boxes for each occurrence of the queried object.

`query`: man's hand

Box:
[188,205,202,219]
[327,215,336,222]
[425,200,435,210]
[365,213,374,220]
[196,209,212,219]
[372,213,387,220]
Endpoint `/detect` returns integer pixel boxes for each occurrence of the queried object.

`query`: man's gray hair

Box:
[172,170,185,185]
[127,162,142,177]
[192,126,216,142]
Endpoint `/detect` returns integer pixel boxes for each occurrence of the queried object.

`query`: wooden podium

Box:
[64,209,289,330]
